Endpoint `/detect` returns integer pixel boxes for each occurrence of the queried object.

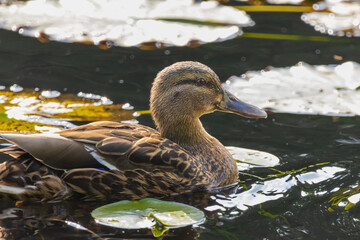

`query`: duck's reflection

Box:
[0,187,239,240]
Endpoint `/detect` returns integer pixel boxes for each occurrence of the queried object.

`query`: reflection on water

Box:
[214,166,345,211]
[297,166,345,184]
[218,175,296,211]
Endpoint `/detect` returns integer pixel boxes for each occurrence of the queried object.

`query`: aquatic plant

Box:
[91,198,205,237]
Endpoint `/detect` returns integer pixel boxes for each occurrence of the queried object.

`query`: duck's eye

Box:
[196,78,206,86]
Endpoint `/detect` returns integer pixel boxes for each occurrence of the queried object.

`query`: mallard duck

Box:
[0,61,266,201]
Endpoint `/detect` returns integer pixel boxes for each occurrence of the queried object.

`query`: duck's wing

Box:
[1,121,203,179]
[60,121,202,179]
[0,121,156,170]
[95,134,201,178]
[0,133,99,170]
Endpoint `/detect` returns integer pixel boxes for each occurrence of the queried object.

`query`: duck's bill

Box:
[216,88,267,118]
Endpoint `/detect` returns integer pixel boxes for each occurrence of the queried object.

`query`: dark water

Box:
[0,7,360,240]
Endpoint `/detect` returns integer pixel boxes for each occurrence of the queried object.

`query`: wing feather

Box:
[63,168,204,201]
[0,133,98,170]
[59,121,157,143]
[96,134,204,179]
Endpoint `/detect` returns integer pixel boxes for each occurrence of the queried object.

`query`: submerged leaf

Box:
[258,204,290,226]
[151,223,169,238]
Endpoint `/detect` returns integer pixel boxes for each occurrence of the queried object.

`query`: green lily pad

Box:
[91,198,205,230]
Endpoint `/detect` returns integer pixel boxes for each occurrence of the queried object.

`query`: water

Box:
[0,6,360,240]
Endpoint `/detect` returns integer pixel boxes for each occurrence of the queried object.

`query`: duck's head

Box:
[150,61,267,142]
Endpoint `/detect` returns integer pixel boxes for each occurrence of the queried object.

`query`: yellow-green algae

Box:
[0,104,46,133]
[258,204,290,226]
[0,89,136,132]
[328,186,360,211]
[54,104,134,122]
[0,117,46,133]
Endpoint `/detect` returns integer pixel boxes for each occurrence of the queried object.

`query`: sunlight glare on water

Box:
[41,90,61,98]
[296,166,345,185]
[217,176,295,211]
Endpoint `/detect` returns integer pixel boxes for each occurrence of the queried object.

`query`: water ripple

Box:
[216,166,345,212]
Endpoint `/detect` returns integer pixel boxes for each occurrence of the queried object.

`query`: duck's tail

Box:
[0,147,72,201]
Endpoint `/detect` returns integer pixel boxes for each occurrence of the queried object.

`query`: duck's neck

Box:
[155,114,213,148]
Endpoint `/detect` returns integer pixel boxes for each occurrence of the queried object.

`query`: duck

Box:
[0,61,266,202]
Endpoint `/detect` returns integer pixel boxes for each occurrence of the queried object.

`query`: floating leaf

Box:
[225,61,360,116]
[226,146,280,171]
[0,0,253,48]
[91,198,205,233]
[302,0,360,37]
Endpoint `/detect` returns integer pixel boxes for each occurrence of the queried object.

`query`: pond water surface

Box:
[0,5,360,240]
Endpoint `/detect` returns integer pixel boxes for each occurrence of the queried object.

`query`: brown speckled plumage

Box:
[0,61,266,201]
